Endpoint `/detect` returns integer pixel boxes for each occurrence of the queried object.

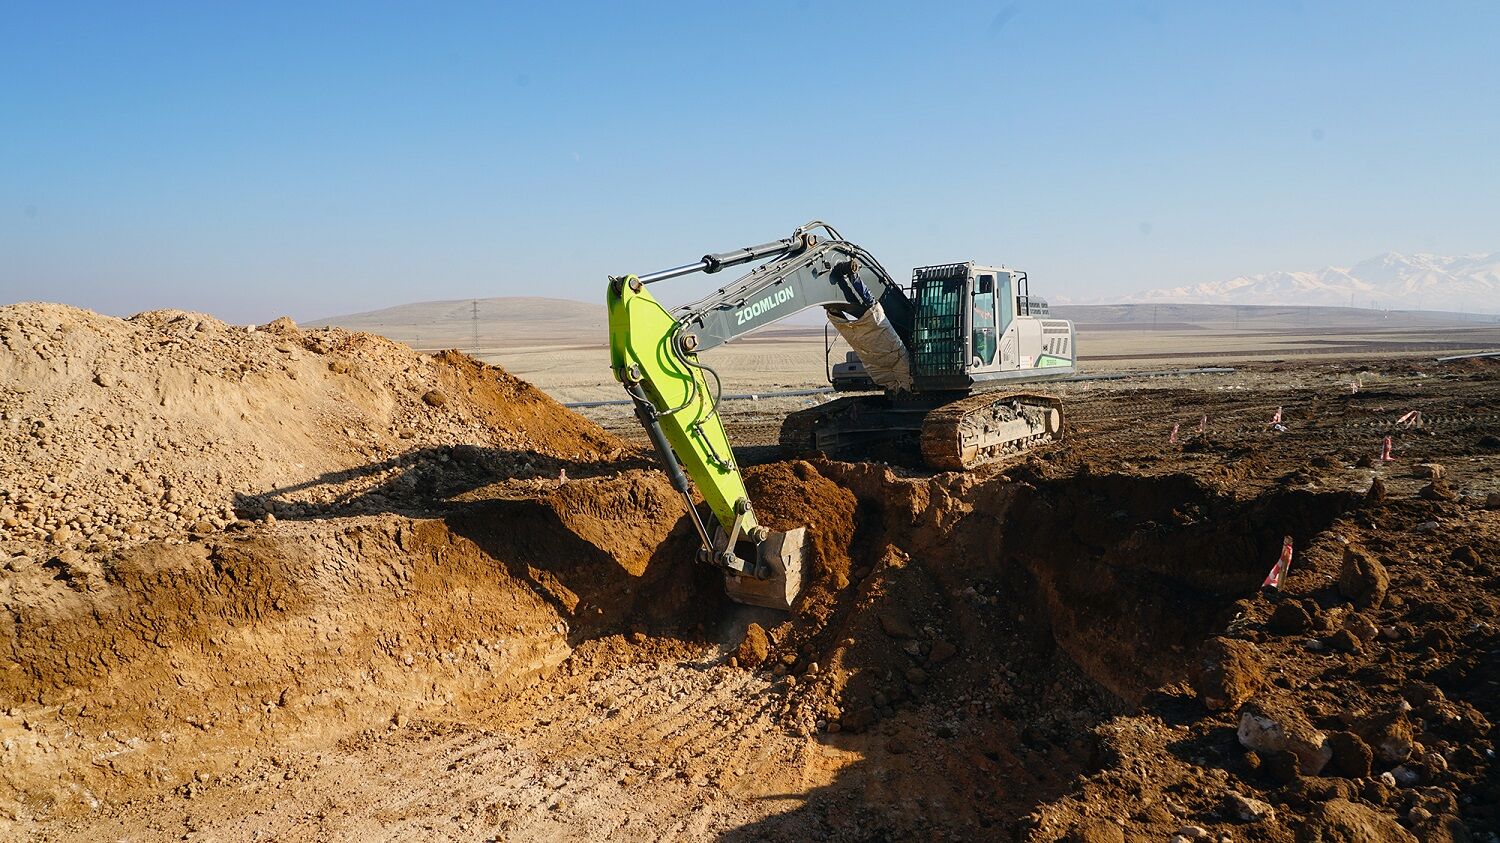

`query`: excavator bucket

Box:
[723,528,808,610]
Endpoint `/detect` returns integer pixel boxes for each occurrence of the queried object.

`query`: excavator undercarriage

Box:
[779,390,1064,471]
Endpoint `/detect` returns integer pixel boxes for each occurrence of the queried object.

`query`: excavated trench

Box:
[1,458,1358,829]
[737,459,1357,701]
[719,460,1361,835]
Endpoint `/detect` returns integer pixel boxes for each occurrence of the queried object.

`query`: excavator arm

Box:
[606,221,912,609]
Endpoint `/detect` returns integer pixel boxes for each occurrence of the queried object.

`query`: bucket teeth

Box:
[723,527,808,610]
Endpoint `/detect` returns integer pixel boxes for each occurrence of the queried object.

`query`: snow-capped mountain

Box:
[1121,252,1500,313]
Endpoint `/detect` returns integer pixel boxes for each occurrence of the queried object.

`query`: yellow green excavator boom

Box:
[607,273,806,610]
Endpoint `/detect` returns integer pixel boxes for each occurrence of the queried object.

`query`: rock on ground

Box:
[734,623,770,667]
[1238,697,1333,776]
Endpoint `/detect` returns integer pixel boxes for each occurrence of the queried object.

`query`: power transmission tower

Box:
[471,300,480,354]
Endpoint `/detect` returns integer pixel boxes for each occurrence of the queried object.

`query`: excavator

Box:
[607,221,1076,610]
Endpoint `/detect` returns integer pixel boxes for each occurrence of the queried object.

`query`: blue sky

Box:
[3,1,1497,322]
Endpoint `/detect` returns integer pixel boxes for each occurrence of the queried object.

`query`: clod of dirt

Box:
[422,388,448,406]
[1326,627,1363,654]
[1342,612,1379,643]
[927,637,957,664]
[1326,730,1374,778]
[1358,710,1415,764]
[1338,545,1389,609]
[877,610,918,640]
[262,315,298,335]
[1193,636,1265,711]
[839,705,879,733]
[1264,750,1302,786]
[1267,600,1312,634]
[735,623,770,667]
[543,470,683,576]
[1067,817,1126,843]
[1451,544,1483,567]
[1365,476,1386,504]
[1418,478,1459,501]
[1305,799,1418,843]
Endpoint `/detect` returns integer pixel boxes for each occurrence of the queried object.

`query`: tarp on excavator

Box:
[829,303,913,392]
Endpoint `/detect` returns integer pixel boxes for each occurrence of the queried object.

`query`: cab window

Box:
[972,274,998,365]
[997,272,1014,330]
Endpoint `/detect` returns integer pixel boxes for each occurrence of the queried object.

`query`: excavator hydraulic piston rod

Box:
[635,235,804,284]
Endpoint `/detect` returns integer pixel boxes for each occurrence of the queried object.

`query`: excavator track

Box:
[778,395,871,458]
[919,391,1063,471]
[780,391,1063,471]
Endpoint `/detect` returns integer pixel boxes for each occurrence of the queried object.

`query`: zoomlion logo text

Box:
[736,287,795,325]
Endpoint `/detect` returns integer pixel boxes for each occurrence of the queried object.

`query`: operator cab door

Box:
[969,269,1013,372]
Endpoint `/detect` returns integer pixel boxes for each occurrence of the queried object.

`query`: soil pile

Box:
[0,302,663,825]
[0,303,624,553]
[1,468,710,825]
[744,461,857,594]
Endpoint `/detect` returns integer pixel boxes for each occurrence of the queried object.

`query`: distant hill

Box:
[311,295,1500,356]
[310,296,606,350]
[1114,251,1500,313]
[1053,303,1500,329]
[312,294,826,352]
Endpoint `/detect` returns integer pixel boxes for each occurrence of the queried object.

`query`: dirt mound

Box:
[0,468,715,823]
[744,461,857,594]
[0,303,625,554]
[0,302,664,825]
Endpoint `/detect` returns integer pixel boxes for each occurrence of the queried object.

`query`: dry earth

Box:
[3,302,1499,842]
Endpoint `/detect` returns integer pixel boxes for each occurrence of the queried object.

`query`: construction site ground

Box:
[3,303,1498,841]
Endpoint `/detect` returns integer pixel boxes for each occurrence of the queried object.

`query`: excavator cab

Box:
[895,263,1073,391]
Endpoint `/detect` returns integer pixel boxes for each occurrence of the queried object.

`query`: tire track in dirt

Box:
[33,647,818,842]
